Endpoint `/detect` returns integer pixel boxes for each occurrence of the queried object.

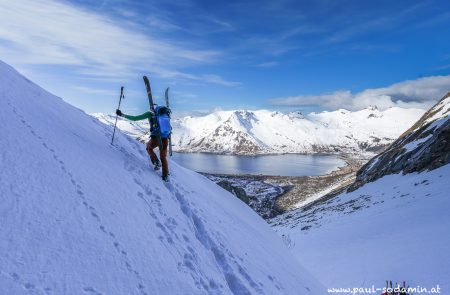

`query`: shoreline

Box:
[201,153,370,219]
[173,149,375,157]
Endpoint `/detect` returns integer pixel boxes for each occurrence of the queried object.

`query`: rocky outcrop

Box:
[349,93,450,191]
[216,180,251,204]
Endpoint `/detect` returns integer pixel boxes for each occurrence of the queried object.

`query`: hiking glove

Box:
[116,109,122,116]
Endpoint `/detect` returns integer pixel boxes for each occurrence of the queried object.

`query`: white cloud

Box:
[201,74,241,87]
[0,0,237,86]
[270,75,450,111]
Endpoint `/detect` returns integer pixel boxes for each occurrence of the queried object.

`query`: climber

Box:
[116,106,172,181]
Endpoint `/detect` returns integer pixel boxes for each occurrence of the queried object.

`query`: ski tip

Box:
[143,75,149,81]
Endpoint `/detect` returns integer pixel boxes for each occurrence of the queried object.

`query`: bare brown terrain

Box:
[204,154,370,219]
[265,156,367,212]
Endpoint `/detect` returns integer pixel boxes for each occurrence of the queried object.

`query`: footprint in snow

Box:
[83,286,102,295]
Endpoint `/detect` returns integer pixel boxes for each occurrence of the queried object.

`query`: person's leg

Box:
[160,138,169,177]
[146,137,159,164]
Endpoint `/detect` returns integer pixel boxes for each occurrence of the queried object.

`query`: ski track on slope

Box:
[6,98,149,295]
[166,182,269,295]
[118,145,224,294]
[116,138,221,294]
[116,134,271,295]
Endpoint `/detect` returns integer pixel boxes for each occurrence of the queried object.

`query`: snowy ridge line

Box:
[350,92,450,190]
[93,106,425,155]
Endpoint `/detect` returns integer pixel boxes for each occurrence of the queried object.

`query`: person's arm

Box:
[121,111,152,121]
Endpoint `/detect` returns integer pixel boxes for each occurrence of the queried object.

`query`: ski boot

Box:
[162,174,170,182]
[152,159,161,171]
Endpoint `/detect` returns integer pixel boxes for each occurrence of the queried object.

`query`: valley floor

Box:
[203,154,369,219]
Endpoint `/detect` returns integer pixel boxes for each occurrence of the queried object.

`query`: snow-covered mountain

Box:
[271,94,450,290]
[0,60,324,294]
[94,107,425,155]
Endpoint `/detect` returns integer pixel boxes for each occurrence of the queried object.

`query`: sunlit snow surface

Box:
[0,60,323,295]
[273,165,450,290]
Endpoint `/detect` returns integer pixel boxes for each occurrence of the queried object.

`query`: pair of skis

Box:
[142,76,173,156]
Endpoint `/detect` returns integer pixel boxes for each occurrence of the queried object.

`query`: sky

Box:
[1,0,450,117]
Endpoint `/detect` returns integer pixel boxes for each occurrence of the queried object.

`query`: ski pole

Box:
[111,86,124,145]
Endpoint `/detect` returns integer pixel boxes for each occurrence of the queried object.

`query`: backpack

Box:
[154,106,172,138]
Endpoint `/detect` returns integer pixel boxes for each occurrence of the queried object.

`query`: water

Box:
[171,153,345,177]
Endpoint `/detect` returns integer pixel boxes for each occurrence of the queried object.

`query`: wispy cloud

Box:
[0,0,237,86]
[324,1,428,44]
[270,75,450,111]
[73,86,119,96]
[146,14,183,32]
[436,64,450,70]
[150,69,240,87]
[72,86,142,98]
[201,74,241,87]
[256,61,279,68]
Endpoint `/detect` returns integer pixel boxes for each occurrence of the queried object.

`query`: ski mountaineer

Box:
[115,108,171,181]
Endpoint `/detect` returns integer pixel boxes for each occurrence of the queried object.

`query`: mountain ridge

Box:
[94,106,425,156]
[349,92,450,191]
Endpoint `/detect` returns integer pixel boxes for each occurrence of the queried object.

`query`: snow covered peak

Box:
[288,111,305,120]
[0,61,323,294]
[230,109,259,125]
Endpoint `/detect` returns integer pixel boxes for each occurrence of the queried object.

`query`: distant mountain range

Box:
[93,107,424,155]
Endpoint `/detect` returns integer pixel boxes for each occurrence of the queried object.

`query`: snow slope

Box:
[271,95,450,290]
[94,108,424,155]
[0,60,323,294]
[272,165,450,290]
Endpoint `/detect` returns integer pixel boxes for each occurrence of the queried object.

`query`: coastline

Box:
[201,153,370,219]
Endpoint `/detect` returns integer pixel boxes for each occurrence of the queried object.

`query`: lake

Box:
[171,153,345,177]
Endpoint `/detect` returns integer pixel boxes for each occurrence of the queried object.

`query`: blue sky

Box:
[1,0,450,116]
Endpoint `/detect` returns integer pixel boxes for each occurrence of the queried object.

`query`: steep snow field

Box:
[94,108,424,155]
[0,60,323,294]
[273,166,450,290]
